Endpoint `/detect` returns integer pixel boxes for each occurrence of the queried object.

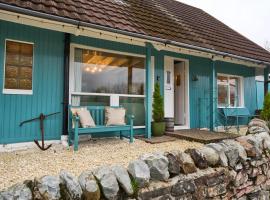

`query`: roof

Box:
[1,0,270,63]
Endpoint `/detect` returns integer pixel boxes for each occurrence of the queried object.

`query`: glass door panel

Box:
[119,96,145,126]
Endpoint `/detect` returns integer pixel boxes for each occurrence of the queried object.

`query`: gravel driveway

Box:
[0,138,202,190]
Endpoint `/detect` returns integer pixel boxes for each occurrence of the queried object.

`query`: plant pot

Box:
[151,122,165,137]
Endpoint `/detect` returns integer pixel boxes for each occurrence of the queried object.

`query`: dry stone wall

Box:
[1,118,270,200]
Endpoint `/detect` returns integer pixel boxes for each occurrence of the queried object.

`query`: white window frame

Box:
[217,73,244,108]
[2,39,34,95]
[69,43,155,128]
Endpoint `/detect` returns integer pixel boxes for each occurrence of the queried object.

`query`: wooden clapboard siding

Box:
[0,20,64,144]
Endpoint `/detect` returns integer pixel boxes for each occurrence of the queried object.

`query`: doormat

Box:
[166,129,239,144]
[135,135,176,144]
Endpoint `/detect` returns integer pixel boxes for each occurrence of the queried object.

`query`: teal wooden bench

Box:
[68,106,134,151]
[221,107,258,131]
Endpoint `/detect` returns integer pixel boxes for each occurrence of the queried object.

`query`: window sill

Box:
[218,106,245,109]
[3,89,33,95]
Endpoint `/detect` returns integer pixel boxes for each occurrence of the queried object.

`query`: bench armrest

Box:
[72,115,80,129]
[126,115,135,126]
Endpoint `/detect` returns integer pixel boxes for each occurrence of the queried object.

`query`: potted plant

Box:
[260,92,270,127]
[152,82,165,136]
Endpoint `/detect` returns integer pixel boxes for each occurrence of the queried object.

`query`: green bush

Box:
[152,83,164,122]
[260,92,270,121]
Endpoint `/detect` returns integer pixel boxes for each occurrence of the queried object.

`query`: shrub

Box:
[152,83,164,122]
[260,92,270,121]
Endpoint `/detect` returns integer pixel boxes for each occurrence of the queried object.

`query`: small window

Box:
[217,74,243,107]
[3,40,33,94]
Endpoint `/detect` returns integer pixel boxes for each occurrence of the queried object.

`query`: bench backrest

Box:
[222,107,251,117]
[69,106,123,126]
[69,106,105,126]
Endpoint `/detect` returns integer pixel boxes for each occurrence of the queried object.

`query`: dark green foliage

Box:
[130,176,139,198]
[261,92,270,121]
[152,83,164,122]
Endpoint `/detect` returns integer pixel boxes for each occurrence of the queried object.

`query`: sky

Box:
[177,0,270,49]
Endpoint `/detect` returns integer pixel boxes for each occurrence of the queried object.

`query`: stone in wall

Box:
[128,159,150,188]
[33,175,61,200]
[78,170,100,200]
[165,151,197,175]
[93,166,119,200]
[198,146,219,167]
[206,143,228,167]
[178,152,197,174]
[185,148,208,169]
[59,170,83,200]
[111,165,134,196]
[248,118,270,134]
[0,183,32,200]
[236,135,262,158]
[140,153,170,181]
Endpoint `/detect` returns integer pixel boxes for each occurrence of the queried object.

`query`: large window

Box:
[3,40,33,94]
[217,74,243,107]
[70,46,146,126]
[73,48,145,95]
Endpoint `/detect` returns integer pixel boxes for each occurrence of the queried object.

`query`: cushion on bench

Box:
[105,107,126,126]
[77,109,96,128]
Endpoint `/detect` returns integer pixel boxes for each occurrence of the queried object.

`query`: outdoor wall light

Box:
[192,75,199,81]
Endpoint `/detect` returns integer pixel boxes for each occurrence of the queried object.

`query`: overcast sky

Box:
[177,0,270,48]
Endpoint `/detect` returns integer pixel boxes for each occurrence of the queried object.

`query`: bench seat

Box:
[76,125,132,134]
[68,106,134,151]
[221,107,258,131]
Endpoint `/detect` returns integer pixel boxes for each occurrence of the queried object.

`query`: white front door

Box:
[164,56,174,118]
[164,56,190,129]
[174,62,185,125]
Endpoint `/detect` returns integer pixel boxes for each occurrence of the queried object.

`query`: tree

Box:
[152,83,164,122]
[260,92,270,121]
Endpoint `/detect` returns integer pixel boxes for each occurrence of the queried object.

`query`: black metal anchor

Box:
[20,112,61,151]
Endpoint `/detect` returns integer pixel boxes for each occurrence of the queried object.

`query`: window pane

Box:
[4,41,33,90]
[71,95,110,106]
[218,84,228,106]
[230,77,239,107]
[74,48,145,95]
[217,76,228,84]
[119,97,145,126]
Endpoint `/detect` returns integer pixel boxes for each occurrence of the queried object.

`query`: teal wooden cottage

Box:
[0,0,270,145]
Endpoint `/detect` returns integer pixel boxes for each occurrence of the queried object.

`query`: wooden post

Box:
[145,43,152,138]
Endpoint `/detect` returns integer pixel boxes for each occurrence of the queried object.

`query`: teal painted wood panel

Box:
[256,81,264,109]
[158,50,257,129]
[0,21,64,144]
[158,50,213,128]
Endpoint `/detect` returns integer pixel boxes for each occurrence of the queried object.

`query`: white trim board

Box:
[2,39,34,95]
[0,139,65,152]
[217,73,245,108]
[164,56,190,129]
[0,9,266,68]
[69,43,154,128]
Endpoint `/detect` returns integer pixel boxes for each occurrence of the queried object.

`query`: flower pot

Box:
[151,122,165,137]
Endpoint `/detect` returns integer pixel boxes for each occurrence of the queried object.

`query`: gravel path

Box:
[0,138,202,190]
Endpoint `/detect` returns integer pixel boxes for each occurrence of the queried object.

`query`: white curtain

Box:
[72,49,83,106]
